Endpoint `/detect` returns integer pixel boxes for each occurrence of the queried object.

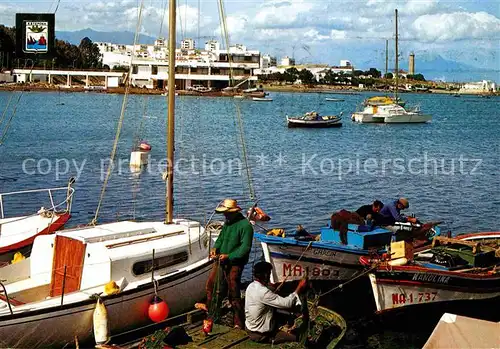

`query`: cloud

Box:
[253,0,316,29]
[412,11,500,42]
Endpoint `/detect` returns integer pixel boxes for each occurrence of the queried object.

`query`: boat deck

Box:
[178,324,303,349]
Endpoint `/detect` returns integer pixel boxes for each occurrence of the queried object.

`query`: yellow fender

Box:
[93,298,109,344]
[11,252,26,264]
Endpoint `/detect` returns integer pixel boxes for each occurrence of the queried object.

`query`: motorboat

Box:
[0,180,75,265]
[252,97,273,102]
[287,111,342,128]
[0,220,212,348]
[325,98,345,102]
[352,103,431,124]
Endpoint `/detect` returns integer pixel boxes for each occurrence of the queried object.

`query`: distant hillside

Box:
[55,28,157,45]
[360,53,496,82]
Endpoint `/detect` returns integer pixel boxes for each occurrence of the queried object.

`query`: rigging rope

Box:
[0,59,36,145]
[90,0,144,225]
[217,0,256,201]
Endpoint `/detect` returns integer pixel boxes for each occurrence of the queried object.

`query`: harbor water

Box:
[0,90,499,347]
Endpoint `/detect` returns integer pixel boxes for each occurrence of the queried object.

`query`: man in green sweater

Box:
[205,198,254,329]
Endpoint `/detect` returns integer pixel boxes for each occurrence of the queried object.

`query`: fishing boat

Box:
[368,233,500,313]
[0,2,213,347]
[124,300,346,349]
[325,98,345,102]
[256,221,440,284]
[252,97,273,102]
[0,180,75,265]
[287,112,342,128]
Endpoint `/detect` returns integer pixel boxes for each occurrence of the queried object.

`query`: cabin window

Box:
[132,251,189,276]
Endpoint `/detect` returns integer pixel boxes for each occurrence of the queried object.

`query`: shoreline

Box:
[0,82,497,97]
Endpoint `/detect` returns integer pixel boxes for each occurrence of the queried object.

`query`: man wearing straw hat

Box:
[202,199,254,329]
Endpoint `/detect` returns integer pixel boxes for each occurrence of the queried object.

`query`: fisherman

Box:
[356,200,384,227]
[379,198,417,230]
[245,261,308,344]
[200,199,254,329]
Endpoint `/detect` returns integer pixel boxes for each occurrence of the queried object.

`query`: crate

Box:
[390,240,414,260]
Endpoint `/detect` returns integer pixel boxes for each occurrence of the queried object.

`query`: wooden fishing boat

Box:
[122,301,346,349]
[287,112,342,128]
[368,234,500,313]
[256,221,440,284]
[0,180,75,264]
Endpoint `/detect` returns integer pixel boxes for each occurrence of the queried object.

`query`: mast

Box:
[165,0,176,224]
[385,39,388,78]
[394,8,399,100]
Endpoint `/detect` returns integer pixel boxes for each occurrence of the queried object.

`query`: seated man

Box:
[356,200,384,227]
[245,261,308,344]
[379,198,417,231]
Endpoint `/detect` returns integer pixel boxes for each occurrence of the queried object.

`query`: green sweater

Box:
[213,213,254,265]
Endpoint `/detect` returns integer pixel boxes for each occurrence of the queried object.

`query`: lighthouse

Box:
[409,52,415,75]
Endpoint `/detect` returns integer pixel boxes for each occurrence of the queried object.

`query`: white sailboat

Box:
[352,9,432,124]
[0,2,212,347]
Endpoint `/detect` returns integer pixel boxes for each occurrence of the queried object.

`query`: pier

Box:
[11,69,125,89]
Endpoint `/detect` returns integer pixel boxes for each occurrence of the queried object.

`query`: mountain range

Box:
[56,28,157,45]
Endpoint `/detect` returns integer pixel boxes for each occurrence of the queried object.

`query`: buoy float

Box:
[148,295,169,323]
[139,141,152,151]
[93,298,109,345]
[11,251,26,264]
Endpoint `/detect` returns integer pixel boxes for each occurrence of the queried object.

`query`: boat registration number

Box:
[282,263,339,278]
[392,292,437,305]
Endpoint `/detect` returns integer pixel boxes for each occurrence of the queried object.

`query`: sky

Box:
[1,0,499,79]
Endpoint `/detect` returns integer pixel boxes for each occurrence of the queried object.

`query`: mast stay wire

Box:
[91,0,145,225]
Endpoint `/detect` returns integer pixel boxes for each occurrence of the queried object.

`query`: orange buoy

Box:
[148,295,169,323]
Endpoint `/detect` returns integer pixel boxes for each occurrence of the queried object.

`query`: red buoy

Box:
[148,295,169,323]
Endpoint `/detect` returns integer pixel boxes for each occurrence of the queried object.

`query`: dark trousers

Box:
[205,263,244,328]
[247,329,297,344]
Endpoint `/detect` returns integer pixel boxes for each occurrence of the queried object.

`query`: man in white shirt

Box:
[245,261,308,344]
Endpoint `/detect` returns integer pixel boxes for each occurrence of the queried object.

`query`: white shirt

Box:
[244,280,301,333]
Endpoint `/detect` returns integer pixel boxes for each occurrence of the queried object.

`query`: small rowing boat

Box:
[287,111,342,128]
[252,97,273,102]
[325,98,344,102]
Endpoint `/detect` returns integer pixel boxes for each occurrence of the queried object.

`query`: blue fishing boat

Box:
[256,222,440,284]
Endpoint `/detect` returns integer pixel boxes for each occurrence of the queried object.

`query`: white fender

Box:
[93,298,109,344]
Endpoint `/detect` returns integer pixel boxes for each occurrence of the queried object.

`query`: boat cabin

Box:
[0,220,209,314]
[320,224,393,249]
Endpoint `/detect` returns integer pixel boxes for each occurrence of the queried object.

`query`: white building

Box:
[460,80,496,93]
[181,38,195,50]
[205,40,220,53]
[280,56,295,67]
[260,54,277,69]
[340,60,352,67]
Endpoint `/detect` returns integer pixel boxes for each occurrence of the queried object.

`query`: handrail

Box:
[0,178,75,220]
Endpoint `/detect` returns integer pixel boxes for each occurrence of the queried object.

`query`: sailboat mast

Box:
[394,8,399,100]
[385,39,388,78]
[165,0,176,224]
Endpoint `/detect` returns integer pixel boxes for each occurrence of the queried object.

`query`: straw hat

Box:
[215,199,242,213]
[398,198,409,208]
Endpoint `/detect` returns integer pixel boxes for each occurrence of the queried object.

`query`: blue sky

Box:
[1,0,499,78]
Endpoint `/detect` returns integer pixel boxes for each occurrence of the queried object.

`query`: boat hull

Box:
[287,118,342,128]
[384,113,432,123]
[351,113,384,123]
[0,259,213,348]
[259,238,366,284]
[369,266,500,313]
